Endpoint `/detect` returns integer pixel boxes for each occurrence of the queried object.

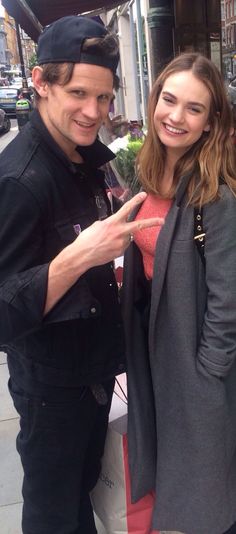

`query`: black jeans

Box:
[9,377,114,534]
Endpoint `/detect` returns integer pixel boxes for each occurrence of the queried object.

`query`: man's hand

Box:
[74,191,163,266]
[44,192,164,315]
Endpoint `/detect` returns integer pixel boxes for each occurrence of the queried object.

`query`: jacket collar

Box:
[30,109,116,174]
[175,171,193,206]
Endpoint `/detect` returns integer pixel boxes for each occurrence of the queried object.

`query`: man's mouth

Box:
[163,123,187,135]
[74,120,96,129]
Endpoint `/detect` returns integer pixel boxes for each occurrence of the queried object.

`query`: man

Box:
[0,15,162,534]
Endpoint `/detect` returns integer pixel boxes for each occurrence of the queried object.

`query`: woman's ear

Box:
[204,111,220,133]
[32,66,48,97]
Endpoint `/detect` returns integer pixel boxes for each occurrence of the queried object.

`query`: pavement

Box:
[0,351,23,533]
[0,351,127,533]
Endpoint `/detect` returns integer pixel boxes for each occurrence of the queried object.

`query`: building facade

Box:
[222,0,236,77]
[103,0,232,123]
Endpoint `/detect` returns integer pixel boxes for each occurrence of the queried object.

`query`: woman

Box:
[122,53,236,534]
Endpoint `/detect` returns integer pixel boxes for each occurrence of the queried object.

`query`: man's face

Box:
[38,63,114,160]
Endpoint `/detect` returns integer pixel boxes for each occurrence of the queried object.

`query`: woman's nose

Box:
[169,106,184,123]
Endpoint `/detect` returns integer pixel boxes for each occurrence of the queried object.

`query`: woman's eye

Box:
[162,96,173,104]
[189,106,201,113]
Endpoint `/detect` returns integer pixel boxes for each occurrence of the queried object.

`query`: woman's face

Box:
[153,70,211,158]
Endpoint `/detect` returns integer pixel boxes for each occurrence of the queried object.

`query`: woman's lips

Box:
[163,122,187,135]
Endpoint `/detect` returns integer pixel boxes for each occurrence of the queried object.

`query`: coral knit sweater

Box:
[134,194,172,280]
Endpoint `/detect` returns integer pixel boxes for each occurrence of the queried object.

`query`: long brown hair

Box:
[137,53,236,205]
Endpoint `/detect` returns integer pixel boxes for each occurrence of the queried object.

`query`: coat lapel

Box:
[149,202,180,348]
[149,172,192,350]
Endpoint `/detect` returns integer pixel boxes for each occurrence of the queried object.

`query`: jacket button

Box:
[90,307,97,314]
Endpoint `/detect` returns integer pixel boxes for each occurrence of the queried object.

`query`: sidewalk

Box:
[0,120,18,153]
[0,351,23,533]
[0,350,127,533]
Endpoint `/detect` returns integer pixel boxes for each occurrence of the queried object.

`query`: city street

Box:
[0,118,18,153]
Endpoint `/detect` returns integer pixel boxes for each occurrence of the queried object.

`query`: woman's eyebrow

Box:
[162,90,206,109]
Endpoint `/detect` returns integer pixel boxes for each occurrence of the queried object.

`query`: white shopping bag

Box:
[91,412,156,534]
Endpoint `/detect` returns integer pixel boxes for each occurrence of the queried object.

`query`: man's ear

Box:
[32,66,49,97]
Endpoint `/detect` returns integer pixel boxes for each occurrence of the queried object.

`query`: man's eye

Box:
[98,95,110,102]
[73,91,85,97]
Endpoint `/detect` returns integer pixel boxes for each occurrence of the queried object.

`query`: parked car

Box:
[10,76,23,88]
[0,86,18,114]
[0,77,9,86]
[227,76,236,106]
[0,108,11,133]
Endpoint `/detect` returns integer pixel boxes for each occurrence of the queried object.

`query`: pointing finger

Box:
[128,217,164,234]
[112,192,147,221]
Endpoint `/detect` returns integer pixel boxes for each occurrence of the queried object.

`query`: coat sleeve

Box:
[0,177,98,346]
[197,185,236,378]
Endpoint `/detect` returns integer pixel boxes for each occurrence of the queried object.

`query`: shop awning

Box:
[2,0,127,42]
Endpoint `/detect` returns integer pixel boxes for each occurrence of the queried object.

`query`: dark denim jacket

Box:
[0,110,125,390]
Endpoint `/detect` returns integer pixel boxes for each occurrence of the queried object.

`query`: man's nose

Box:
[83,98,100,119]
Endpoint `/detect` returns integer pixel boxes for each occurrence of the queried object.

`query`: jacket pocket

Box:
[54,220,77,245]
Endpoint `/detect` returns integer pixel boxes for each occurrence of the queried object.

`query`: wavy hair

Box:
[137,53,236,205]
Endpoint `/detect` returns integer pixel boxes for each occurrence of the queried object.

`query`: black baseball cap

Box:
[37,15,119,73]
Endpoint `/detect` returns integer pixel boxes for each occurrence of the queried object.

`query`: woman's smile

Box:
[162,122,188,135]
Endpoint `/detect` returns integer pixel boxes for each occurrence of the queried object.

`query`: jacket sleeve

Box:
[0,177,50,345]
[197,185,236,378]
[0,177,98,346]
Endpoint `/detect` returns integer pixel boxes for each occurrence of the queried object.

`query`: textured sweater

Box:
[134,194,172,279]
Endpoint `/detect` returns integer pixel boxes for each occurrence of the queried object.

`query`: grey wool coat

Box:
[122,176,236,534]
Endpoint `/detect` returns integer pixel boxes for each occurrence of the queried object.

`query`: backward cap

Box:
[37,15,119,73]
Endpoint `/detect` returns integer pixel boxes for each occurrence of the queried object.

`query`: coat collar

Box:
[175,171,193,206]
[148,201,180,350]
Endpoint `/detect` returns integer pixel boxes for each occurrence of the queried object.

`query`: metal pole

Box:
[15,22,31,95]
[116,59,125,117]
[15,22,26,80]
[135,0,147,123]
[130,2,141,120]
[147,0,174,79]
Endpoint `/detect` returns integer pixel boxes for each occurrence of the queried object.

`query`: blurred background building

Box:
[0,0,235,121]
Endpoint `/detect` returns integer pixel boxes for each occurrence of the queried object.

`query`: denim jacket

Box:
[0,110,125,391]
